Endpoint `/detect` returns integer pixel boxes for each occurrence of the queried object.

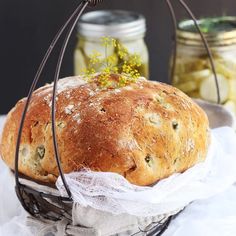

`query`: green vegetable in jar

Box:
[172,17,236,119]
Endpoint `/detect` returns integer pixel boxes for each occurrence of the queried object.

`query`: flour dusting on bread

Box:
[0,74,210,186]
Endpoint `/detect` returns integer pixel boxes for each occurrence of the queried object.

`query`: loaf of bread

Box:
[0,75,210,186]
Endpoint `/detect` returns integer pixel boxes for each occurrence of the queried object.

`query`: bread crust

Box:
[0,76,210,186]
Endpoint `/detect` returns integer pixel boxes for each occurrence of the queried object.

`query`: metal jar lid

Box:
[177,16,236,47]
[78,10,146,39]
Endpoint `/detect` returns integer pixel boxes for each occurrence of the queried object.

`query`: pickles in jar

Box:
[200,74,229,103]
[174,56,236,108]
[74,38,149,78]
[75,10,149,78]
[173,17,236,119]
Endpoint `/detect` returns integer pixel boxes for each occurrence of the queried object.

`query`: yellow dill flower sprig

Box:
[82,36,142,88]
[88,50,102,65]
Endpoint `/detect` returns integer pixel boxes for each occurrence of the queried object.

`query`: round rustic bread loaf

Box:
[0,75,210,186]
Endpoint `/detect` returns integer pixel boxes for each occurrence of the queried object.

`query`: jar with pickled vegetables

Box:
[74,10,149,78]
[172,17,236,117]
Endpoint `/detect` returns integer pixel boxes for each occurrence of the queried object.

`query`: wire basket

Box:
[13,0,220,235]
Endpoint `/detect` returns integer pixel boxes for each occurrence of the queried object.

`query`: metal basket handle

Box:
[14,0,219,234]
[15,0,95,216]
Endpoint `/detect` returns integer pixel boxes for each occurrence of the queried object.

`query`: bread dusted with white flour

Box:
[0,75,210,186]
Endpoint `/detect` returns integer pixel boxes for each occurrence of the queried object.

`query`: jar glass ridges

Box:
[172,16,236,117]
[74,10,149,78]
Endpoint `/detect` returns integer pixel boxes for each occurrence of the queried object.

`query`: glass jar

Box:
[74,10,149,78]
[171,17,236,117]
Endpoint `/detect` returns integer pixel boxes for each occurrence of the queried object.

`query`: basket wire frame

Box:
[14,0,220,235]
